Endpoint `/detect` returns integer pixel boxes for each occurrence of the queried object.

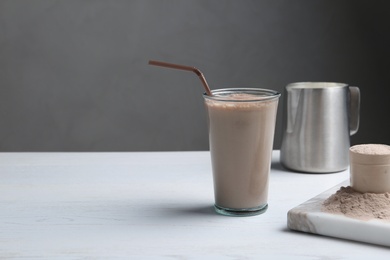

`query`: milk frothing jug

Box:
[280,82,360,173]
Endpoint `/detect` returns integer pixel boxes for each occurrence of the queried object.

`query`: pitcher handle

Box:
[349,86,360,136]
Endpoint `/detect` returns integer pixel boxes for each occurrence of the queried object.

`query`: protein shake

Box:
[203,88,280,216]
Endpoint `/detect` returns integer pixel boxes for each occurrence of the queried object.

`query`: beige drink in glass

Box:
[203,88,280,216]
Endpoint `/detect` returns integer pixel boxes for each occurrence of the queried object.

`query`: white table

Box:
[0,151,388,259]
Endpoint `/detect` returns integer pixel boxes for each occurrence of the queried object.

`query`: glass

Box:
[203,88,280,216]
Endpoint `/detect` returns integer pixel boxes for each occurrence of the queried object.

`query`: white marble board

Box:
[287,180,390,247]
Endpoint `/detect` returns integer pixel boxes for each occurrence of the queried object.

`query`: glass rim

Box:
[203,88,281,102]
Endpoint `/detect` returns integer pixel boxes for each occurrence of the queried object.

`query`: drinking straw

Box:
[148,60,212,96]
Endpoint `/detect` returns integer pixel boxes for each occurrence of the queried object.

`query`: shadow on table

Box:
[271,160,285,171]
[168,205,216,217]
[151,204,219,219]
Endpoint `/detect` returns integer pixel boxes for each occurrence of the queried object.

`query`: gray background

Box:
[0,0,389,151]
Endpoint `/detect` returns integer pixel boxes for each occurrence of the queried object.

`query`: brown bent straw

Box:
[148,60,212,96]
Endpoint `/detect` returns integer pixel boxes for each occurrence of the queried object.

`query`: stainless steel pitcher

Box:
[280,82,360,173]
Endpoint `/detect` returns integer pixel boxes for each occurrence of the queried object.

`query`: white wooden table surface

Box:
[0,151,389,259]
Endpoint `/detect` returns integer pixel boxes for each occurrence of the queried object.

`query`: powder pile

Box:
[322,186,390,221]
[350,144,390,155]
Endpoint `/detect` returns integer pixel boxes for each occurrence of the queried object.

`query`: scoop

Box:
[350,144,390,193]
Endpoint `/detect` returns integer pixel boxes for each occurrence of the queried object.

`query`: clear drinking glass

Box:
[203,88,280,216]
